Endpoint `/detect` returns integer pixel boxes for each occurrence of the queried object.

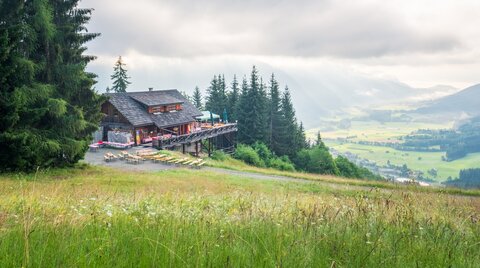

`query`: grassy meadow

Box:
[308,121,451,143]
[309,120,480,181]
[1,165,479,267]
[327,141,480,181]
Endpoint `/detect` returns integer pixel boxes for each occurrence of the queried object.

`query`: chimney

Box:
[148,87,153,92]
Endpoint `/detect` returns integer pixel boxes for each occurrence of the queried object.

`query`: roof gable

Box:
[105,89,202,128]
[129,91,184,107]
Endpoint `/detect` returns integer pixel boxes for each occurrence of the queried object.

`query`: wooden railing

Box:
[153,123,238,149]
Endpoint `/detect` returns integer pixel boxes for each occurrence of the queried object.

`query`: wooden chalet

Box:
[100,89,237,155]
[101,89,202,145]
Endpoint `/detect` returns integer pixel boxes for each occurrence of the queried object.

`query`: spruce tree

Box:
[205,74,228,118]
[249,66,268,144]
[315,131,325,148]
[205,75,220,114]
[0,0,103,171]
[295,122,309,151]
[0,0,25,133]
[192,86,203,110]
[228,75,240,122]
[219,74,228,111]
[110,56,131,93]
[236,76,253,144]
[279,86,297,158]
[180,91,192,102]
[267,74,283,155]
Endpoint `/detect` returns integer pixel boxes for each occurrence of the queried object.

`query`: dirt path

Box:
[85,149,375,192]
[203,167,374,192]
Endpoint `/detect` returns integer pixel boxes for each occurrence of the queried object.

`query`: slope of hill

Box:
[415,84,480,116]
[0,166,479,267]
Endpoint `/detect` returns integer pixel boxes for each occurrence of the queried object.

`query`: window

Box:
[149,104,182,113]
[166,105,176,112]
[150,106,165,113]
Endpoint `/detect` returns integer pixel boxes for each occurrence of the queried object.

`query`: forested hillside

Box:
[401,116,480,161]
[445,168,480,188]
[190,67,382,180]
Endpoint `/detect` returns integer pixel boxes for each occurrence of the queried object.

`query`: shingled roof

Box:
[129,91,184,106]
[105,90,202,128]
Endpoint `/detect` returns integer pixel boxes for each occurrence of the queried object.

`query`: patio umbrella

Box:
[196,111,220,121]
[223,108,228,123]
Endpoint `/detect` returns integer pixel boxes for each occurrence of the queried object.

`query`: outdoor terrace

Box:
[153,123,238,149]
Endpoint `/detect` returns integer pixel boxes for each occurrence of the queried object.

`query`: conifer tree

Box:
[249,67,268,144]
[205,75,220,114]
[267,74,283,155]
[228,75,240,121]
[219,74,228,110]
[315,131,325,148]
[205,74,228,119]
[192,86,203,110]
[295,122,309,151]
[0,0,103,171]
[110,56,131,93]
[236,76,253,144]
[278,86,298,158]
[180,91,192,102]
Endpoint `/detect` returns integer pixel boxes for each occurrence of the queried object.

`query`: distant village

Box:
[329,147,432,187]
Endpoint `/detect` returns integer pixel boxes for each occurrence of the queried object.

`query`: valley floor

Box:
[327,141,480,181]
[0,166,479,267]
[310,120,480,181]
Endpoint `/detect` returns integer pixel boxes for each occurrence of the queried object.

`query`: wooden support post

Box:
[208,138,211,157]
[182,143,185,154]
[195,141,199,157]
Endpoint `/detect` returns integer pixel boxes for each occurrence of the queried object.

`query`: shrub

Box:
[335,156,358,178]
[335,156,383,181]
[234,144,265,167]
[294,146,339,175]
[269,158,295,172]
[211,150,227,161]
[252,142,273,162]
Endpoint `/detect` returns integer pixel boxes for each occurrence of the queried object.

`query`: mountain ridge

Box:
[415,84,480,116]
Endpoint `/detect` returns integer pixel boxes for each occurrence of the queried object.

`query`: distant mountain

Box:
[287,71,458,127]
[415,84,480,116]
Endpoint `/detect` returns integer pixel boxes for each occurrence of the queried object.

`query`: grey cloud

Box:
[83,0,460,58]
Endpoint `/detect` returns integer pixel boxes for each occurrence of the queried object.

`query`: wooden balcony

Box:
[153,123,238,149]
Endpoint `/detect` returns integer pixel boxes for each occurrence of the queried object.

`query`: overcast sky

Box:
[81,0,480,97]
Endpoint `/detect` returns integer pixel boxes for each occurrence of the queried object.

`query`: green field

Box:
[327,141,480,181]
[308,120,479,181]
[308,121,451,143]
[1,166,479,267]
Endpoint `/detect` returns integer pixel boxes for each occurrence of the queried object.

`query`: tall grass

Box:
[0,167,479,267]
[207,156,480,197]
